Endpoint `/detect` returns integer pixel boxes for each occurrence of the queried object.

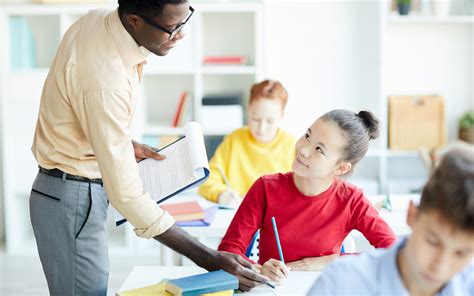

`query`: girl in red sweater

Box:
[218,109,397,286]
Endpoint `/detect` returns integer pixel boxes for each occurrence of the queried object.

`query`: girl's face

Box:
[248,98,283,143]
[292,118,351,179]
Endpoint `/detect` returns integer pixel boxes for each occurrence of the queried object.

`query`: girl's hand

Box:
[218,190,241,207]
[260,259,290,285]
[286,254,339,271]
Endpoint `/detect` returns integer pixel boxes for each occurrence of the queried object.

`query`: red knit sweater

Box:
[218,172,396,265]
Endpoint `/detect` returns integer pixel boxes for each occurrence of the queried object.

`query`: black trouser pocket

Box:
[31,189,61,201]
[75,183,92,239]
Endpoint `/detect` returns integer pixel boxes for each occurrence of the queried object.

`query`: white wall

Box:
[384,23,473,142]
[263,1,382,139]
[0,2,5,243]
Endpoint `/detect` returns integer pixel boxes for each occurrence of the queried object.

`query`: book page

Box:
[139,121,209,202]
[114,122,210,225]
[139,139,194,201]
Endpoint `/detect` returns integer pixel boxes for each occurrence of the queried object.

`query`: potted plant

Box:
[458,110,474,144]
[397,0,411,15]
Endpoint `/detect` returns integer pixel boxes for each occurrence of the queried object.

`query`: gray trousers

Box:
[30,171,109,296]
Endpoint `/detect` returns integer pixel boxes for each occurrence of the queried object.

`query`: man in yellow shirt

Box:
[199,80,296,206]
[29,1,267,295]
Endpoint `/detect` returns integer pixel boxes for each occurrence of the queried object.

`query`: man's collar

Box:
[107,9,148,67]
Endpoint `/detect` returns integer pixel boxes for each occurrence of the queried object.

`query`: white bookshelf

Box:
[0,1,264,254]
[1,0,472,255]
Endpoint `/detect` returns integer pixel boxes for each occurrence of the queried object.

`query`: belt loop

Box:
[62,172,67,182]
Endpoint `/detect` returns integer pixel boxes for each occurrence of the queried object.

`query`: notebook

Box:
[116,280,233,296]
[116,281,171,296]
[115,122,210,225]
[160,201,205,222]
[165,270,238,296]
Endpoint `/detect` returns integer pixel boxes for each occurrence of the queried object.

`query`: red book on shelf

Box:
[203,56,247,65]
[160,201,205,222]
[171,91,188,127]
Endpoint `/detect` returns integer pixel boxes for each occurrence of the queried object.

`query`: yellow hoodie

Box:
[199,127,296,202]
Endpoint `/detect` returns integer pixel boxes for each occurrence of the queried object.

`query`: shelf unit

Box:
[0,1,472,255]
[0,1,263,254]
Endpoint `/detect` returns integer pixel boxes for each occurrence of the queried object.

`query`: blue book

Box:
[165,270,238,296]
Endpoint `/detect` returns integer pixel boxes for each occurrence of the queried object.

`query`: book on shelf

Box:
[202,93,242,106]
[115,122,210,225]
[160,201,205,222]
[165,270,238,296]
[203,56,247,65]
[9,17,36,70]
[172,92,189,127]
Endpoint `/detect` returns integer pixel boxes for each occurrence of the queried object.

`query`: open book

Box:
[115,122,210,225]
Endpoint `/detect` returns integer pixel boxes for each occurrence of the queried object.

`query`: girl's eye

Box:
[316,147,323,154]
[304,133,310,140]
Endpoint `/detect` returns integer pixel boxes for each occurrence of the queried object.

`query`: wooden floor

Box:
[0,252,164,295]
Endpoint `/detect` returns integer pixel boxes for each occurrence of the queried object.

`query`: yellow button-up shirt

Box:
[31,9,174,239]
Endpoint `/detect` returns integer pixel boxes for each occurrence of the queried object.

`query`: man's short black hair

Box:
[118,0,188,18]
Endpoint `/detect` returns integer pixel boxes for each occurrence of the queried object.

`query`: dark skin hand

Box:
[132,140,165,162]
[131,141,268,290]
[155,224,270,291]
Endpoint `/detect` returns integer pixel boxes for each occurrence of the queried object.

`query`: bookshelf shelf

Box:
[387,15,474,24]
[0,2,263,255]
[201,65,256,75]
[386,150,420,158]
[143,126,186,136]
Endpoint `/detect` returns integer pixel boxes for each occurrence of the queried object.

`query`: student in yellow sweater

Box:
[199,80,296,206]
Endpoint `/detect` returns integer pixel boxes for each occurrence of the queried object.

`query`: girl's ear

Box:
[335,162,352,176]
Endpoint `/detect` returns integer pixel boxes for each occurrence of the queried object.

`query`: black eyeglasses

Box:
[136,6,194,40]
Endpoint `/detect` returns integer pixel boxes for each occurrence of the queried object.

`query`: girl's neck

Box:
[292,174,334,196]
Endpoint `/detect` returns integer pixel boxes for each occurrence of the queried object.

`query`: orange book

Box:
[160,201,205,222]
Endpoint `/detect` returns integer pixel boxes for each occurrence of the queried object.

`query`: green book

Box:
[165,270,238,296]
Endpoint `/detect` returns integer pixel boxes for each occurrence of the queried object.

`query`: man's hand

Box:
[154,225,268,292]
[132,140,165,162]
[214,251,270,292]
[286,254,339,271]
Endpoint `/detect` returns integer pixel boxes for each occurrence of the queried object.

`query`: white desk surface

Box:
[117,266,321,296]
[177,193,419,238]
[158,193,419,265]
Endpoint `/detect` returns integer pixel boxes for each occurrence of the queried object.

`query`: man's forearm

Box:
[154,224,219,270]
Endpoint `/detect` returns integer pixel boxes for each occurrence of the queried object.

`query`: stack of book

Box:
[160,201,218,227]
[160,201,205,222]
[117,270,238,296]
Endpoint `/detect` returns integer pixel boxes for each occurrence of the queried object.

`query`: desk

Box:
[117,266,321,296]
[160,194,419,264]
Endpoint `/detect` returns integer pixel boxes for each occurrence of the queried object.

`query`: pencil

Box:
[271,216,285,263]
[216,164,232,190]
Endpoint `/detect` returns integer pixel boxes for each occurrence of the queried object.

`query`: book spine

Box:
[172,92,188,127]
[203,56,246,65]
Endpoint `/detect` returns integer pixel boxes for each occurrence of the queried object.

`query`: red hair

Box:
[249,80,288,110]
